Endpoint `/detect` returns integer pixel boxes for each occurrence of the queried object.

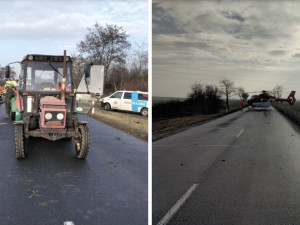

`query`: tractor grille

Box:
[40,110,66,129]
[44,112,64,126]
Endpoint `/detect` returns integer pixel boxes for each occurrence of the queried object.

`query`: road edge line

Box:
[157,183,199,225]
[236,128,245,138]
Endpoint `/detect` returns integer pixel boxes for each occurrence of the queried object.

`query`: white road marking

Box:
[195,144,240,148]
[64,222,75,225]
[236,128,245,138]
[157,184,199,225]
[0,123,7,125]
[155,144,240,148]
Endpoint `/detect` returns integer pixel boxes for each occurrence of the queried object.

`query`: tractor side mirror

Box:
[5,66,10,78]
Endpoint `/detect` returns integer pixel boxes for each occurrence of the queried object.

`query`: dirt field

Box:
[88,108,148,141]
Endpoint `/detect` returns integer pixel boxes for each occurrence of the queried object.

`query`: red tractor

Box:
[6,51,90,159]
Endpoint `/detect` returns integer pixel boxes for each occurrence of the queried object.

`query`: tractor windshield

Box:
[24,61,72,92]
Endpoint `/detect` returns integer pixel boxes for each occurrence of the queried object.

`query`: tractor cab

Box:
[20,55,73,92]
[18,55,75,116]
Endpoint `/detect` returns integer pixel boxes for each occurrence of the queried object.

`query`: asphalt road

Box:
[153,107,300,225]
[0,103,147,225]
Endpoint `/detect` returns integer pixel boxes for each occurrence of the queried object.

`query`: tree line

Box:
[153,78,284,119]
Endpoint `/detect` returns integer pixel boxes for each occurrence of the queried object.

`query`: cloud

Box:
[221,11,245,22]
[269,50,286,56]
[152,2,186,35]
[153,0,300,97]
[0,0,148,44]
[292,53,300,58]
[0,0,148,73]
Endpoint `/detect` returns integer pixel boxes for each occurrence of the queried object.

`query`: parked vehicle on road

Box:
[102,91,148,116]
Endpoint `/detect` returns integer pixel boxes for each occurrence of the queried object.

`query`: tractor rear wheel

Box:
[75,124,90,159]
[15,124,25,159]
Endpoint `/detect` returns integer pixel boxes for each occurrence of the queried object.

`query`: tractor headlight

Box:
[45,112,53,120]
[57,113,64,120]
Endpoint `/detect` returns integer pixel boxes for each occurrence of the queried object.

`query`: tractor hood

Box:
[40,96,66,106]
[39,96,67,129]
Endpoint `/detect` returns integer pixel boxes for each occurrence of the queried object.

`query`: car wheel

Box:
[141,108,148,117]
[104,103,111,111]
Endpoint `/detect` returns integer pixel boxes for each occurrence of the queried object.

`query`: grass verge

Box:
[273,104,300,130]
[153,107,240,140]
[88,109,148,141]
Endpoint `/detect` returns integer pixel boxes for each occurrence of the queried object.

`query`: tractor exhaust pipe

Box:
[61,50,66,102]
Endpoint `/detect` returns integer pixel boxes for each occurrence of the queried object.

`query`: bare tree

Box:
[187,83,223,114]
[242,92,249,102]
[220,78,235,111]
[236,87,245,100]
[129,42,148,80]
[77,23,131,78]
[272,85,283,98]
[272,85,283,105]
[0,66,5,80]
[0,65,16,81]
[236,87,249,102]
[71,54,87,89]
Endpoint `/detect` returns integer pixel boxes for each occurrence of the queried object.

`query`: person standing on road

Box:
[4,83,15,118]
[240,99,244,110]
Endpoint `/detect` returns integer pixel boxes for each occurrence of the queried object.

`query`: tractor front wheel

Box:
[15,124,25,159]
[75,124,90,159]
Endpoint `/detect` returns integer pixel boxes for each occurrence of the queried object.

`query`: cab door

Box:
[121,92,132,111]
[108,91,123,110]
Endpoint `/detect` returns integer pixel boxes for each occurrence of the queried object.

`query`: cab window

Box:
[110,92,123,98]
[124,92,132,99]
[138,93,148,101]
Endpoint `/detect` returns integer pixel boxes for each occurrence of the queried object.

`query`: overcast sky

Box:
[153,0,300,98]
[0,0,148,74]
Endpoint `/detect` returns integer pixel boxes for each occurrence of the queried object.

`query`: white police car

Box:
[102,91,148,116]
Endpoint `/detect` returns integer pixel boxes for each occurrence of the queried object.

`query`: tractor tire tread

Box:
[14,125,25,159]
[76,124,90,159]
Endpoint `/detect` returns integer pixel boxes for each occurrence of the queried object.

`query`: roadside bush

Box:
[153,83,224,119]
[153,100,191,119]
[187,84,223,114]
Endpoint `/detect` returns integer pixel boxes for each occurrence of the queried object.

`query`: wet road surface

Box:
[0,104,147,225]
